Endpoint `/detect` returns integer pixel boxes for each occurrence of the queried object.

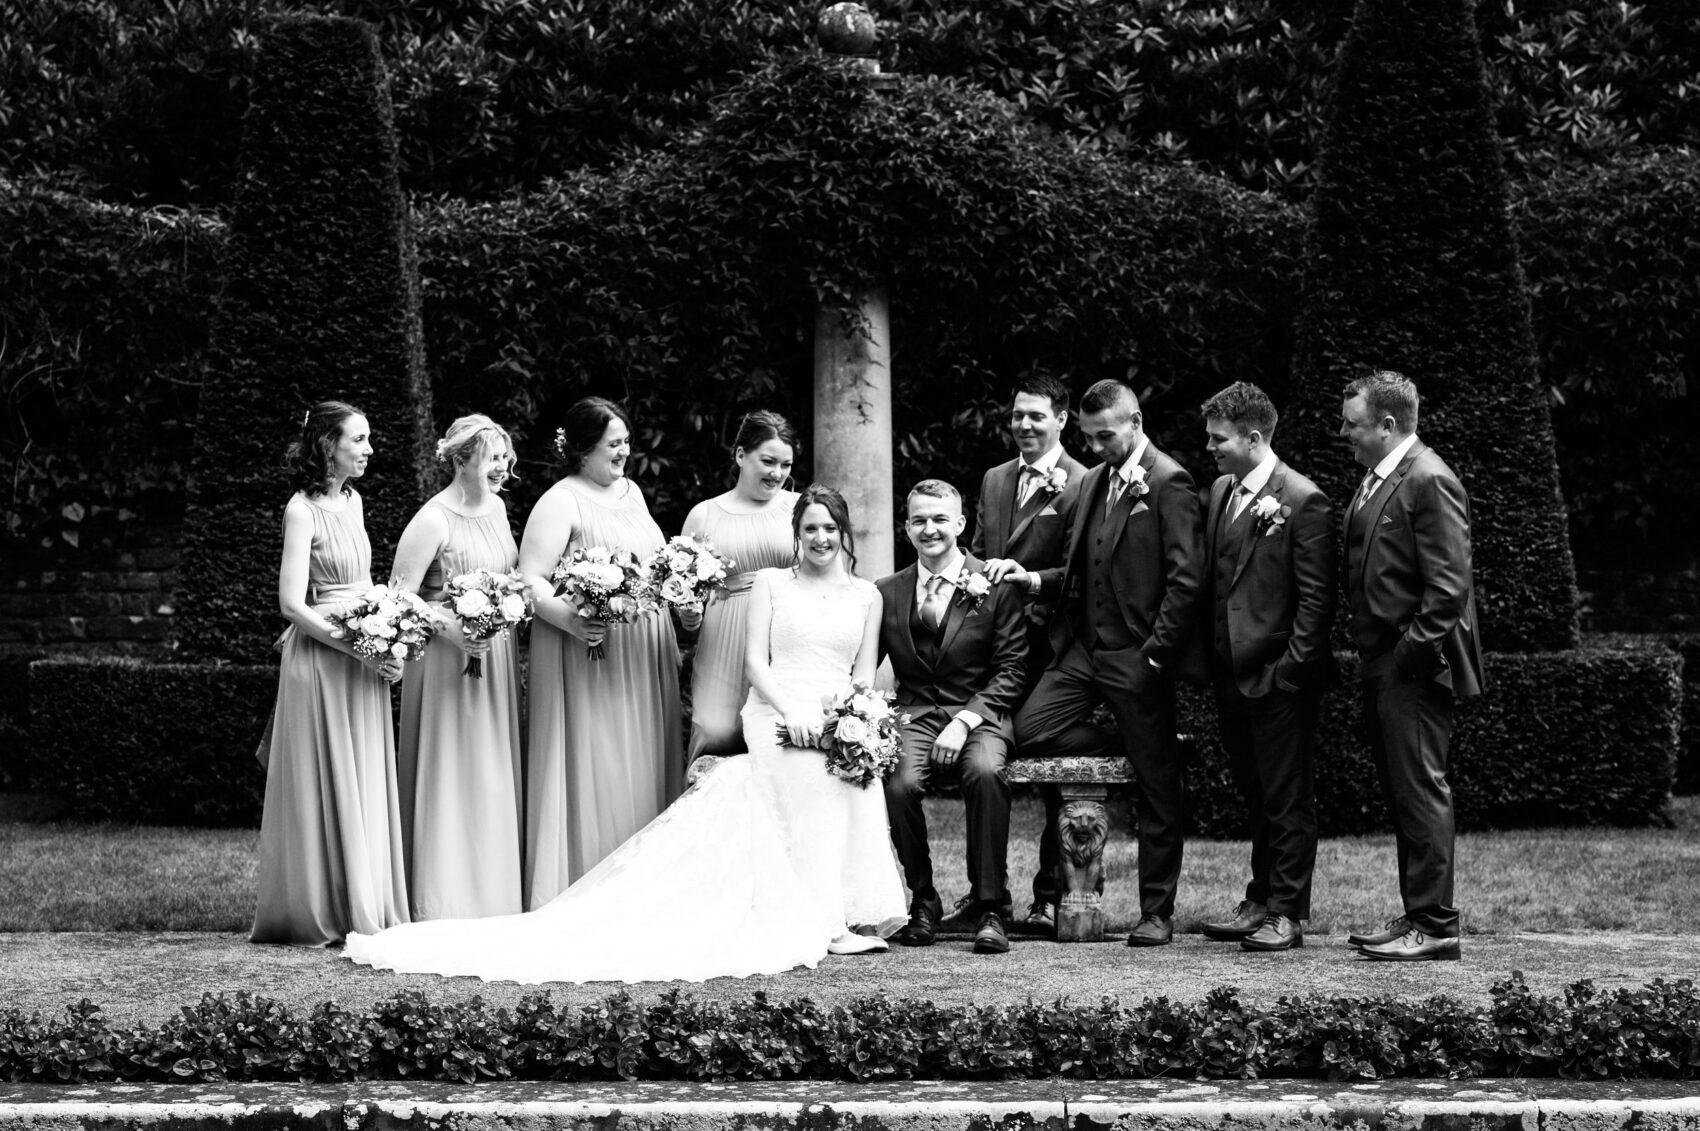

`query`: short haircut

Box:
[1079,378,1137,416]
[1200,381,1278,439]
[1343,369,1419,433]
[1009,374,1071,417]
[906,479,961,509]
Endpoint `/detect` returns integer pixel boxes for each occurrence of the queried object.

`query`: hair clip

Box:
[301,409,310,428]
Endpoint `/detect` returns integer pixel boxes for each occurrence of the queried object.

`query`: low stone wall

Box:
[3,1080,1700,1131]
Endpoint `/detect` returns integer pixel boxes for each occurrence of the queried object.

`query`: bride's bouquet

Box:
[777,681,908,789]
[443,568,534,678]
[326,583,438,664]
[550,546,655,660]
[647,534,734,612]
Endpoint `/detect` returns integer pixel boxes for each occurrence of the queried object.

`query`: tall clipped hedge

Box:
[1287,0,1577,653]
[176,15,433,664]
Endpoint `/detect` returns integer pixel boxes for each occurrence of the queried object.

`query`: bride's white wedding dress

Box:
[344,567,906,983]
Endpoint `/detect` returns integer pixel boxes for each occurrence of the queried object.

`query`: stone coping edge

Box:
[4,1080,1700,1130]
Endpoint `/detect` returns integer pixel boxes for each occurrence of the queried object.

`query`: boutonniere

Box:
[1126,465,1150,501]
[955,567,992,613]
[1251,495,1291,536]
[1040,466,1068,497]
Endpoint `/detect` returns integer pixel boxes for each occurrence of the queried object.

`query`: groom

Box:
[879,479,1029,954]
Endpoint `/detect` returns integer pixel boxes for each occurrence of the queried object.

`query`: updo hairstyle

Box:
[553,397,631,475]
[436,413,518,481]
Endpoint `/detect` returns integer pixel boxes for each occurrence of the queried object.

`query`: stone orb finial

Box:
[816,2,877,57]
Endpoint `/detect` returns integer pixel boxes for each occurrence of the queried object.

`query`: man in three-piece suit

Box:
[1196,382,1336,954]
[879,479,1029,954]
[1004,379,1205,948]
[1337,370,1485,962]
[972,374,1088,933]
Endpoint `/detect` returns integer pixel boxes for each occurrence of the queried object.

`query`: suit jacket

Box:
[1345,440,1485,698]
[1203,460,1337,697]
[971,448,1089,569]
[876,553,1029,733]
[1035,441,1206,681]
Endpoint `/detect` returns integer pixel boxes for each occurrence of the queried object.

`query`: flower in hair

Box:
[553,428,567,457]
[434,438,450,462]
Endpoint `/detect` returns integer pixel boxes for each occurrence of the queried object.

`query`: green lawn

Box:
[4,794,1696,934]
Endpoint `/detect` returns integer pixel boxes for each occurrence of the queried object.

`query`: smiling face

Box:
[1339,393,1394,469]
[795,502,843,570]
[1009,392,1066,460]
[735,438,794,503]
[331,414,372,481]
[463,433,514,494]
[580,416,631,485]
[904,490,965,571]
[1204,416,1258,481]
[1078,396,1141,469]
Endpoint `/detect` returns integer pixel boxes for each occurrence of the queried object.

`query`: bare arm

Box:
[851,583,883,686]
[744,570,821,747]
[517,486,601,642]
[390,502,489,655]
[277,495,399,679]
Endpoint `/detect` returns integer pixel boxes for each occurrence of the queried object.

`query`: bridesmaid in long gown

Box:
[680,411,798,759]
[251,401,409,946]
[389,414,524,921]
[518,397,684,909]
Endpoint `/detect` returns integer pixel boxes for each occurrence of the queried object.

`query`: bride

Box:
[344,484,906,982]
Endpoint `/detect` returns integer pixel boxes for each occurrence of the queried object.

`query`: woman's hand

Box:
[563,612,608,649]
[677,602,704,633]
[365,653,404,683]
[782,706,823,750]
[453,621,493,657]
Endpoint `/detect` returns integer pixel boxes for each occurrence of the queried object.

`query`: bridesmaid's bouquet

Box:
[777,681,909,789]
[326,583,438,664]
[444,568,534,679]
[647,534,735,612]
[550,546,655,660]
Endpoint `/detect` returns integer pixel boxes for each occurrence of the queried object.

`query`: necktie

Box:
[1355,472,1380,512]
[1231,483,1252,521]
[1105,472,1126,516]
[919,574,948,633]
[1018,463,1044,506]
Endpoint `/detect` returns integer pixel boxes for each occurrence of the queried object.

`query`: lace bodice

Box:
[749,568,876,712]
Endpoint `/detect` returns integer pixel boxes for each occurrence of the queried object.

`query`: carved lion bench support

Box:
[1002,755,1138,942]
[687,752,1136,943]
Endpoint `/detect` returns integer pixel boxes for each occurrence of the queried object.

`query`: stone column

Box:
[812,3,894,579]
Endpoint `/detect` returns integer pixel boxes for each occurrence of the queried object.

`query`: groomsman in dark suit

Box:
[1338,370,1485,962]
[972,374,1088,933]
[879,480,1029,954]
[1004,379,1205,947]
[1195,382,1335,953]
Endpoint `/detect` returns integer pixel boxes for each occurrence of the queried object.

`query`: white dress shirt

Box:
[1016,443,1065,507]
[916,551,983,732]
[1231,449,1279,520]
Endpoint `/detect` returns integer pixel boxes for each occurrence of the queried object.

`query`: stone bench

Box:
[685,752,1134,943]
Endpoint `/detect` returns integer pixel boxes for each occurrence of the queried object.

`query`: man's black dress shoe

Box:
[973,911,1010,954]
[1200,899,1267,941]
[1241,913,1303,952]
[1358,927,1460,962]
[1125,912,1174,947]
[1023,899,1055,933]
[1347,915,1411,949]
[899,896,943,947]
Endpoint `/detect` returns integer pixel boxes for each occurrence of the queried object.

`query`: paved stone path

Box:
[4,930,1696,1024]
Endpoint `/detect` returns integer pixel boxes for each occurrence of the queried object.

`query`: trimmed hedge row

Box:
[4,975,1700,1084]
[176,14,435,665]
[28,635,1677,830]
[1287,0,1576,653]
[1182,636,1681,837]
[26,656,272,826]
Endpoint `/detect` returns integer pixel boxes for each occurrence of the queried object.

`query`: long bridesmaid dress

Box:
[251,493,409,946]
[524,479,683,909]
[684,492,796,759]
[397,501,524,921]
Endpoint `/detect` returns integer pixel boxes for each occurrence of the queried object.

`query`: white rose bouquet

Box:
[776,680,909,789]
[326,583,438,665]
[646,535,735,613]
[443,568,534,678]
[550,546,655,660]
